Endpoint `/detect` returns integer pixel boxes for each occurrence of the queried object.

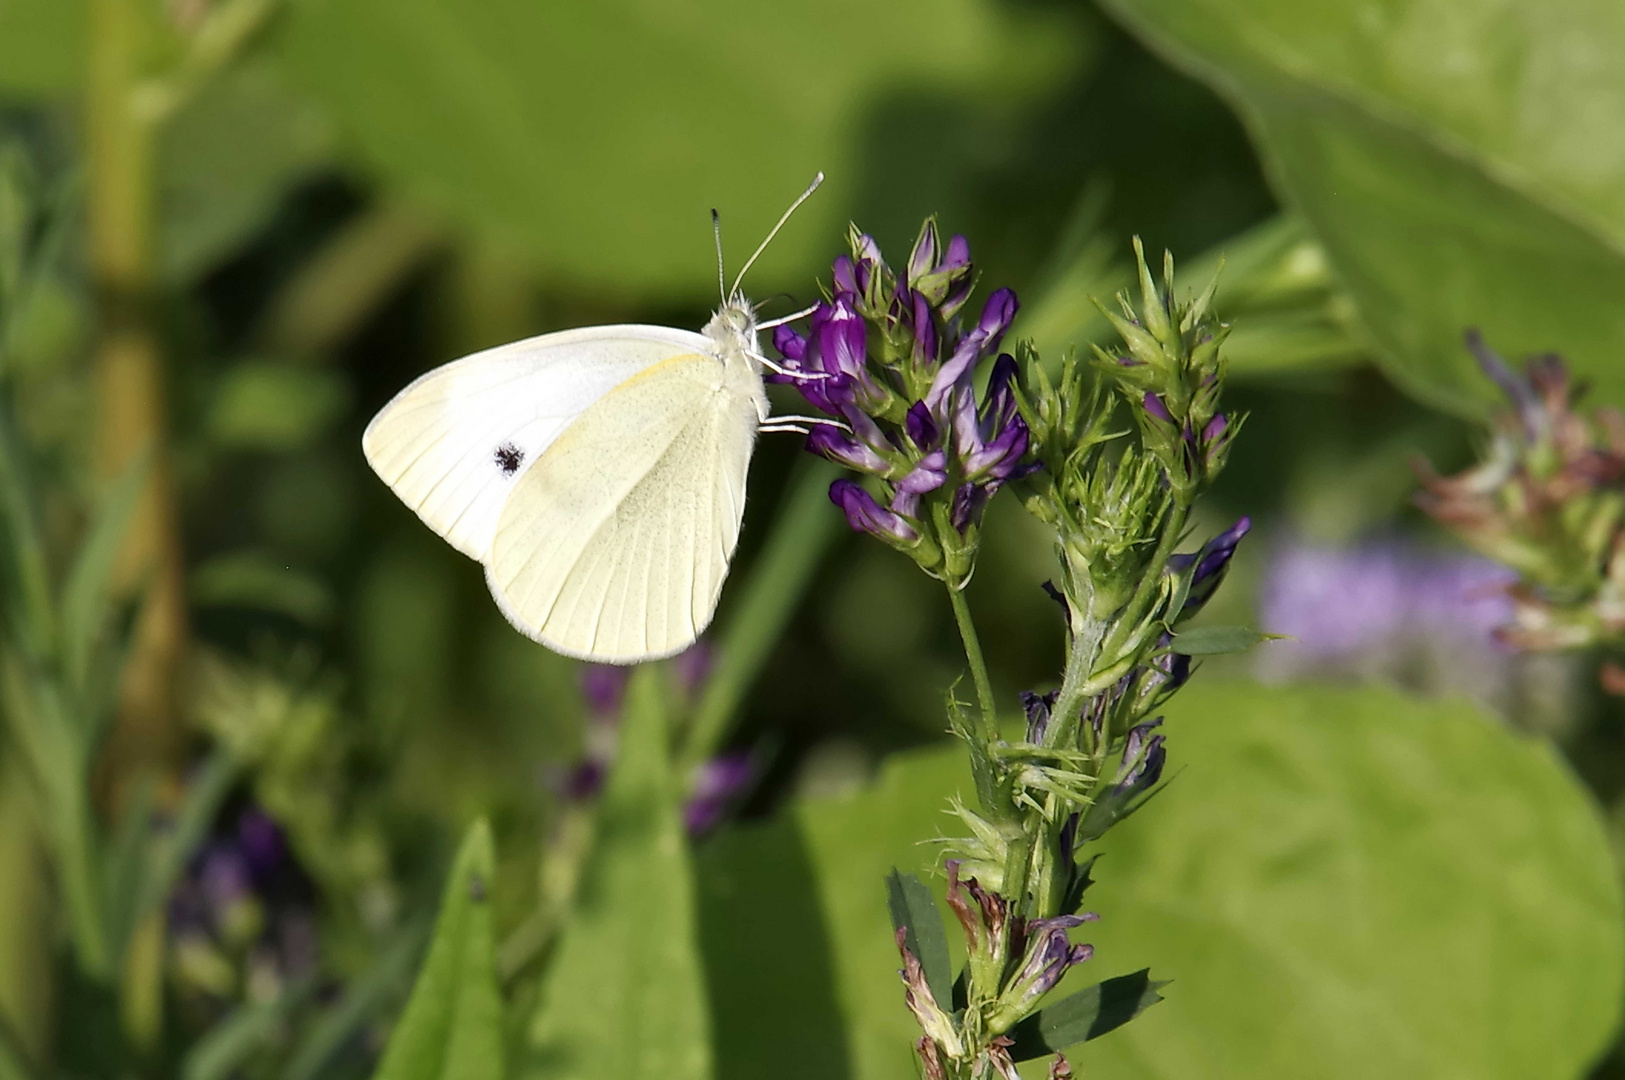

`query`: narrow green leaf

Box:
[61,450,149,690]
[1006,970,1167,1060]
[0,407,55,657]
[884,870,952,1010]
[526,667,711,1080]
[1168,625,1275,656]
[372,819,503,1080]
[182,978,316,1080]
[113,750,240,959]
[280,922,426,1080]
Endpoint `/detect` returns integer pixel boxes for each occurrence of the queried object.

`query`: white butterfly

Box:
[363,176,828,664]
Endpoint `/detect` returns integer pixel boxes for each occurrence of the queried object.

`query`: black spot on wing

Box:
[495,442,525,476]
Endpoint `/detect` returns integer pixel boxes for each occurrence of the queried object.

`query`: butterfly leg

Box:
[752,352,832,380]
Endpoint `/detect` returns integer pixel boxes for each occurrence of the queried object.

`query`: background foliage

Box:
[0,0,1623,1078]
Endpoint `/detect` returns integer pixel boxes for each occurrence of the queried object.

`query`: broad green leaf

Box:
[1099,0,1625,413]
[1168,625,1275,656]
[275,0,1085,295]
[372,819,503,1080]
[699,681,1623,1080]
[885,870,952,1012]
[158,59,336,283]
[525,667,711,1080]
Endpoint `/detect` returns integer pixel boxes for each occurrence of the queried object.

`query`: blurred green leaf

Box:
[526,668,710,1080]
[281,922,427,1080]
[205,360,350,451]
[191,550,334,625]
[681,458,841,772]
[276,0,1085,295]
[700,681,1623,1080]
[372,819,503,1080]
[181,978,315,1080]
[158,58,335,283]
[0,0,84,95]
[60,449,147,690]
[1099,0,1625,413]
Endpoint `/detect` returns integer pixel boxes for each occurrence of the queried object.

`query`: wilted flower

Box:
[1416,333,1625,670]
[771,221,1037,585]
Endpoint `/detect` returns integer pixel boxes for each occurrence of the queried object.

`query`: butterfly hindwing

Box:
[484,351,759,663]
[362,325,711,560]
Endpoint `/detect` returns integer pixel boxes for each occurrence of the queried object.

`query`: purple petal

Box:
[1143,392,1172,423]
[908,222,939,285]
[976,288,1019,348]
[808,424,891,474]
[774,324,807,363]
[832,254,859,297]
[905,400,940,449]
[890,449,948,517]
[830,479,917,542]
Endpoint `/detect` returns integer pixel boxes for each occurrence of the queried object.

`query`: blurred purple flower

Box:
[1259,537,1513,661]
[581,664,628,718]
[685,752,755,835]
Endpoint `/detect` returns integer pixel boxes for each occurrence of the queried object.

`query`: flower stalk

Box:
[776,226,1247,1077]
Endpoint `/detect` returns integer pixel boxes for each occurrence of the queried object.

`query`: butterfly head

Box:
[703,293,760,369]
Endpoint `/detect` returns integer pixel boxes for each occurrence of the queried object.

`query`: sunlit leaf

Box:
[525,667,711,1080]
[372,819,503,1080]
[1099,0,1625,412]
[276,0,1086,295]
[700,681,1622,1080]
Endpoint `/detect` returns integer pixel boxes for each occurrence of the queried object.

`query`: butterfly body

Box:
[365,173,823,665]
[363,295,769,664]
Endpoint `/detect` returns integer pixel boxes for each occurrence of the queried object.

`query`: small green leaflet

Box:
[1169,625,1279,656]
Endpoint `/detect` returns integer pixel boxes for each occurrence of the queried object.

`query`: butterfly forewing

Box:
[484,352,759,663]
[362,325,711,560]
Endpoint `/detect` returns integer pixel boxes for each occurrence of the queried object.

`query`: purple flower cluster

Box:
[770,223,1037,558]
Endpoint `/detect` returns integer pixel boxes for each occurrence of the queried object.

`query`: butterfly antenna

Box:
[711,208,727,306]
[730,171,824,297]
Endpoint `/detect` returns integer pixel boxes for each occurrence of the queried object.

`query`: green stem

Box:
[947,585,998,745]
[1047,503,1189,753]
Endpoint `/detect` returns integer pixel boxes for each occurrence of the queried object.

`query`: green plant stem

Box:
[88,0,189,788]
[947,585,998,746]
[1047,503,1189,753]
[679,459,841,774]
